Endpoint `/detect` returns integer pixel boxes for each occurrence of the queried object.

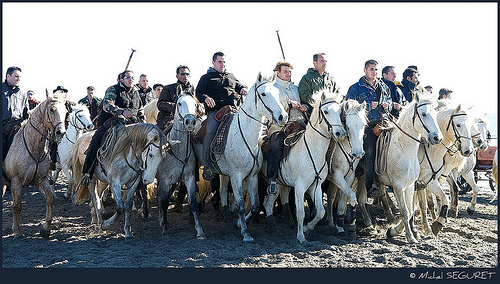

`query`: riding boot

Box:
[49,140,58,170]
[80,124,109,188]
[267,132,284,195]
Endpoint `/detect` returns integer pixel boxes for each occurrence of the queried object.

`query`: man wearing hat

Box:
[438,88,453,100]
[78,86,102,121]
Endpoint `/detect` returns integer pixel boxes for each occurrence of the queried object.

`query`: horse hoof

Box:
[431,221,444,236]
[196,235,207,240]
[243,236,254,243]
[39,228,51,239]
[124,235,135,241]
[466,207,475,215]
[386,227,397,238]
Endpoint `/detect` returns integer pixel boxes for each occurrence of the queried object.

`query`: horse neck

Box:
[169,117,191,152]
[438,109,460,147]
[66,119,82,142]
[392,104,422,153]
[236,99,268,145]
[25,103,50,151]
[302,105,331,154]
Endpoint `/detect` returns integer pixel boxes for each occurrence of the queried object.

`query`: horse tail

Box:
[72,136,89,204]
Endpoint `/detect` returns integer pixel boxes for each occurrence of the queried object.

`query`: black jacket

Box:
[157,80,194,129]
[195,67,246,112]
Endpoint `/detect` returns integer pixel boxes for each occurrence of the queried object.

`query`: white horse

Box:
[155,92,206,239]
[414,101,475,236]
[52,103,94,199]
[144,98,159,124]
[379,88,443,243]
[442,117,490,217]
[73,123,169,239]
[325,99,367,232]
[262,91,346,243]
[210,72,288,243]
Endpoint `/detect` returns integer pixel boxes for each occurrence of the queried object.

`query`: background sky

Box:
[2,2,497,122]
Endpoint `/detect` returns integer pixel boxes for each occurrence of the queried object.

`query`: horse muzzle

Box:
[184,115,196,132]
[331,126,346,140]
[427,132,443,145]
[275,113,288,127]
[460,145,474,157]
[54,128,66,141]
[86,124,94,131]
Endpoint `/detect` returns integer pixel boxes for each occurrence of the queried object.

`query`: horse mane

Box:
[108,123,165,163]
[341,99,368,125]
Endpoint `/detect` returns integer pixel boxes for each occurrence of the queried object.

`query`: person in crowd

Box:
[153,84,163,99]
[381,66,406,118]
[346,59,392,197]
[136,74,156,106]
[438,88,453,100]
[78,86,102,122]
[195,52,247,181]
[397,67,419,103]
[27,90,40,110]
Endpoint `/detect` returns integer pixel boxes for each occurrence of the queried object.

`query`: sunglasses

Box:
[179,72,190,76]
[124,76,134,80]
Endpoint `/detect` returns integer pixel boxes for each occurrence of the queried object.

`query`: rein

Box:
[65,109,88,144]
[442,112,471,155]
[388,102,432,144]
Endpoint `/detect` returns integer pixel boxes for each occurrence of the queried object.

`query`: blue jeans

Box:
[202,111,219,170]
[363,124,377,190]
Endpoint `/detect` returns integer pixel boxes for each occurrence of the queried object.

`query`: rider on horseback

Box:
[265,61,307,194]
[345,59,392,198]
[80,70,146,189]
[2,66,29,162]
[195,52,248,181]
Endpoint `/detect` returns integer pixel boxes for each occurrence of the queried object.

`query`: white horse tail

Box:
[72,138,89,205]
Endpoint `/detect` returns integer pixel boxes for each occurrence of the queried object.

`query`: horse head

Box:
[140,125,167,185]
[175,87,198,132]
[473,117,490,151]
[44,91,69,141]
[342,99,367,158]
[70,104,94,132]
[251,72,288,126]
[312,90,346,140]
[447,104,475,157]
[411,87,443,145]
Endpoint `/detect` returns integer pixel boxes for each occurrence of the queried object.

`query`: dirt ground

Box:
[2,173,497,270]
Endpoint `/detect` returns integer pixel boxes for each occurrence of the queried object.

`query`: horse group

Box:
[2,74,494,245]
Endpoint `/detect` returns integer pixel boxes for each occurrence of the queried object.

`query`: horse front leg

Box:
[157,176,172,235]
[263,185,280,232]
[219,175,233,229]
[294,184,307,243]
[416,188,432,236]
[426,180,449,236]
[231,177,254,243]
[243,175,260,225]
[185,174,206,240]
[354,177,373,228]
[387,186,418,243]
[325,179,338,227]
[10,179,23,237]
[102,181,125,231]
[37,177,55,239]
[124,180,139,240]
[463,170,478,214]
[304,184,325,233]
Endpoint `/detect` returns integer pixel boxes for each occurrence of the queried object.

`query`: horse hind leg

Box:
[157,178,172,235]
[294,186,307,243]
[10,179,24,237]
[446,175,458,218]
[232,180,254,243]
[463,171,478,214]
[387,187,418,243]
[416,189,432,236]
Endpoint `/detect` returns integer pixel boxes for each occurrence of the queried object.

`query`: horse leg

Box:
[426,185,438,220]
[416,188,432,236]
[124,182,138,240]
[304,184,326,233]
[325,180,338,227]
[37,178,55,239]
[280,186,295,229]
[219,175,233,229]
[335,191,346,234]
[294,184,307,243]
[463,170,478,214]
[157,177,172,235]
[185,174,206,240]
[243,175,260,225]
[102,181,125,231]
[426,180,449,236]
[387,186,418,243]
[355,177,373,228]
[10,179,23,237]
[231,177,254,243]
[263,185,280,232]
[379,189,396,223]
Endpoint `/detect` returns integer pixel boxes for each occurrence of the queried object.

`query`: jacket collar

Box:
[401,79,416,90]
[3,80,19,93]
[275,76,295,90]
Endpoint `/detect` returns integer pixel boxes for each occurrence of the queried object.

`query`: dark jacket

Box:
[2,81,28,126]
[346,77,392,124]
[98,82,145,126]
[157,80,194,129]
[78,96,102,121]
[397,78,416,103]
[382,78,406,117]
[298,68,341,110]
[136,83,156,106]
[195,67,247,112]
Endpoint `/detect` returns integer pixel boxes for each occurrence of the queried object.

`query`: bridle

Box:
[336,107,366,179]
[442,112,472,155]
[65,109,90,144]
[388,101,434,144]
[309,100,343,139]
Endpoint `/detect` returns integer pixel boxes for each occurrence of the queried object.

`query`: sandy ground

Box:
[2,173,497,270]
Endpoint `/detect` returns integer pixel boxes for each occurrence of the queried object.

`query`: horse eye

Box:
[260,92,266,96]
[324,111,329,114]
[178,102,182,106]
[149,153,154,158]
[50,107,56,113]
[456,124,461,128]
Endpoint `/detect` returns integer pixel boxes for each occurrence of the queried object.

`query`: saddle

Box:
[210,113,234,156]
[261,122,306,162]
[374,128,391,176]
[193,105,238,144]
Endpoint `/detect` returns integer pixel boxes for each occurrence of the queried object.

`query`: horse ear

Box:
[270,71,277,82]
[256,72,263,83]
[453,104,462,115]
[45,88,50,99]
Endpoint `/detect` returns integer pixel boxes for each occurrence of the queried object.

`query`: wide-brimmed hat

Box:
[53,86,69,93]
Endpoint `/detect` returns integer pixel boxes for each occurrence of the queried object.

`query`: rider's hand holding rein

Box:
[123,109,134,118]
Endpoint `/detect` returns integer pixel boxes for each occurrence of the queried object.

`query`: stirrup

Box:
[367,185,384,198]
[267,181,278,195]
[81,173,91,187]
[202,168,213,181]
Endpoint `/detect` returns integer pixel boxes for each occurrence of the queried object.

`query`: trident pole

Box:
[124,48,137,71]
[276,30,286,61]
